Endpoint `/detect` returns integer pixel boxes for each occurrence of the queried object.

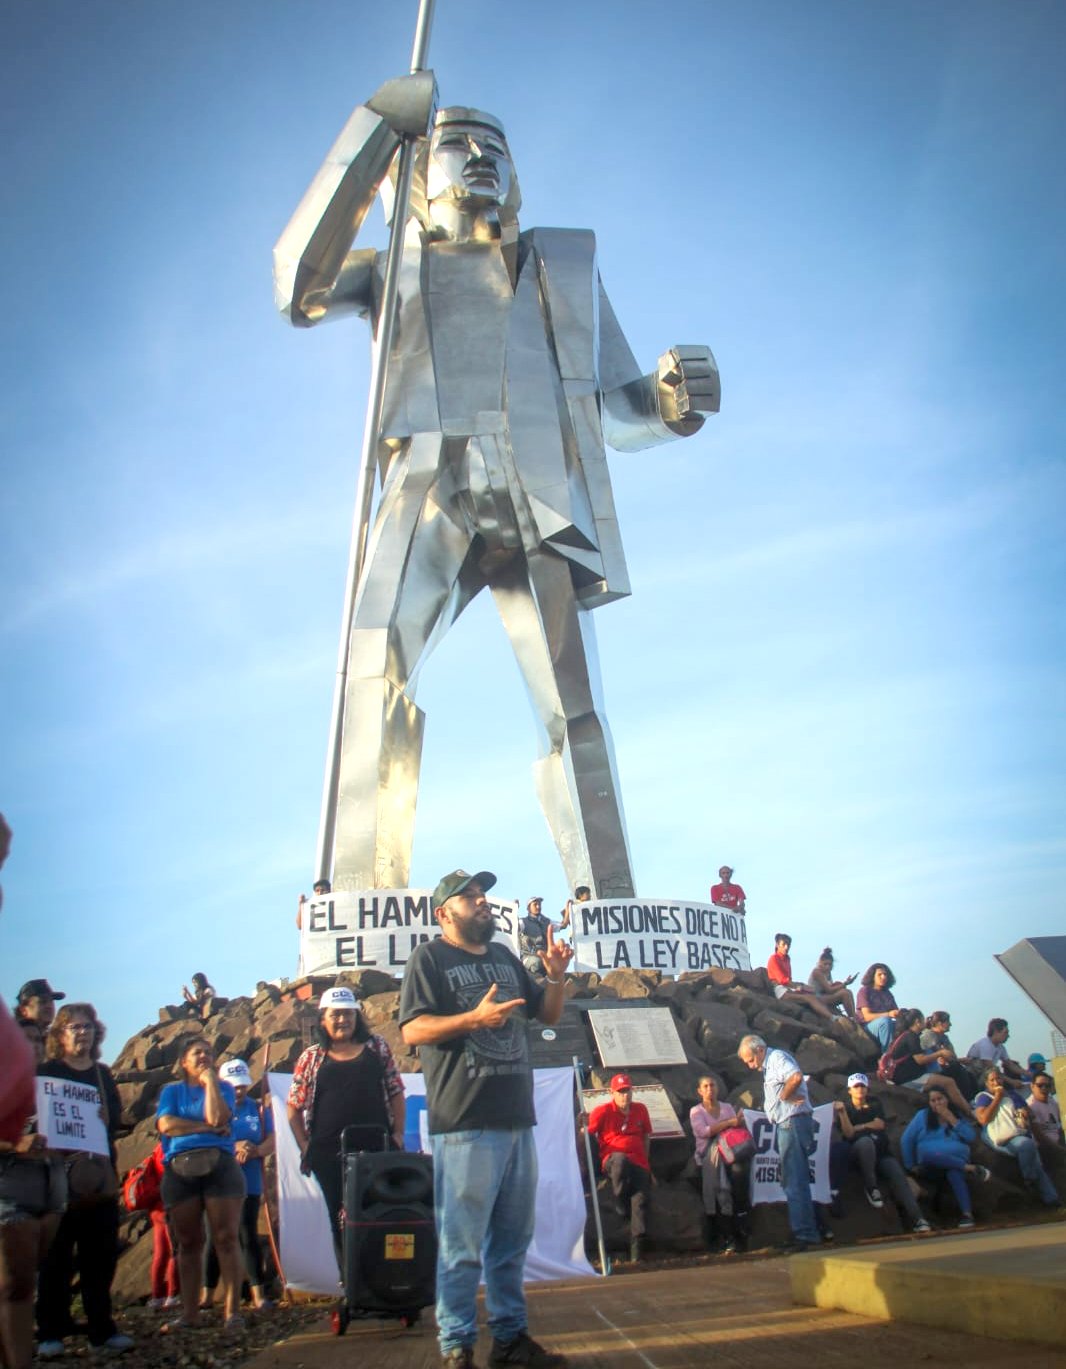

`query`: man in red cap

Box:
[586,1075,653,1261]
[710,865,746,915]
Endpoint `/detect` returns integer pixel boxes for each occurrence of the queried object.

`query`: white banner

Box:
[35,1077,109,1156]
[300,890,520,977]
[570,897,750,976]
[746,1104,833,1205]
[267,1067,595,1295]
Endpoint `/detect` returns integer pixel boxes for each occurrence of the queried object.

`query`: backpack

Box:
[876,1037,905,1084]
[122,1144,163,1212]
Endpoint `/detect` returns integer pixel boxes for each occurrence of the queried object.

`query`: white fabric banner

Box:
[300,891,520,977]
[746,1104,833,1205]
[267,1067,595,1295]
[569,897,750,976]
[35,1077,109,1156]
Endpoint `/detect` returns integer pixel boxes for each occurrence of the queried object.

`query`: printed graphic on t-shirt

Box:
[444,958,530,1077]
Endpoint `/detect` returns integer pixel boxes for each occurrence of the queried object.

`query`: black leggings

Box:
[204,1193,264,1292]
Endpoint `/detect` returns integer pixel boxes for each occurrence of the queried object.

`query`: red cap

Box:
[610,1073,633,1091]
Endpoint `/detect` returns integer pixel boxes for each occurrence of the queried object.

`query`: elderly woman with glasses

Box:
[973,1066,1061,1209]
[35,1004,133,1360]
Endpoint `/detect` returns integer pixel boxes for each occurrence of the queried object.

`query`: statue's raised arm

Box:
[273,72,437,326]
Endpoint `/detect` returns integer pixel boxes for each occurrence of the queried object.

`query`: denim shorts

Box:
[0,1155,67,1224]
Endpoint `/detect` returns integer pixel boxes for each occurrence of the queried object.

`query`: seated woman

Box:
[689,1075,752,1254]
[973,1066,1061,1209]
[882,1010,974,1117]
[156,1035,247,1331]
[832,1072,930,1232]
[766,934,836,1022]
[807,947,856,1017]
[918,1011,977,1102]
[287,988,405,1265]
[900,1085,989,1229]
[181,974,216,1022]
[856,963,899,1050]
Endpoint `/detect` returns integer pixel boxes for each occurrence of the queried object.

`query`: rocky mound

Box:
[108,964,1064,1300]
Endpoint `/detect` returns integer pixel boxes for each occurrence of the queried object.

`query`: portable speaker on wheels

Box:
[332,1129,436,1335]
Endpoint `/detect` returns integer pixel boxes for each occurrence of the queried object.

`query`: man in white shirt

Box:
[738,1033,821,1248]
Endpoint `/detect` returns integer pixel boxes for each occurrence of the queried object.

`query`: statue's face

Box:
[426,120,513,212]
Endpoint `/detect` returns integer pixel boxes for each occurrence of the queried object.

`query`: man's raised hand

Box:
[539,924,574,981]
[470,982,526,1029]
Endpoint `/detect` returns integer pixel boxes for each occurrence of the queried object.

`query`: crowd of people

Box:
[3,824,1063,1369]
[753,928,1064,1250]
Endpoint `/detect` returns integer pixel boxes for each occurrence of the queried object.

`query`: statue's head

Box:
[389,107,522,232]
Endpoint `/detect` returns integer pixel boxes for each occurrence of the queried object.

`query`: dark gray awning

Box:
[994,937,1066,1036]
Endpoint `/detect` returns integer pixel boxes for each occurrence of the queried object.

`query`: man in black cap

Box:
[400,869,572,1369]
[15,978,65,1062]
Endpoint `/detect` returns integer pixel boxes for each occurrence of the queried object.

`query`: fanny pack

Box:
[169,1146,224,1180]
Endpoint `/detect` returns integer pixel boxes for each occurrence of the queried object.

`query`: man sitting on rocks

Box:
[518,897,570,976]
[586,1074,653,1262]
[966,1019,1026,1086]
[766,934,837,1023]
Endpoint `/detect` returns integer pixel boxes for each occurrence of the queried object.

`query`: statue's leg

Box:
[489,548,635,899]
[333,435,481,889]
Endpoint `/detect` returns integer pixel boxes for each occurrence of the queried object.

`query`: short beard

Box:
[454,908,496,946]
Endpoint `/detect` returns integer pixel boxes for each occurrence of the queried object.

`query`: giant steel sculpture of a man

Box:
[274,75,719,899]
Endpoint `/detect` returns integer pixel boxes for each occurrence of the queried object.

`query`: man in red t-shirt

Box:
[710,865,746,915]
[587,1074,653,1261]
[766,933,836,1022]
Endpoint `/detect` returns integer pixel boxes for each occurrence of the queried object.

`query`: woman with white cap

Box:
[200,1060,275,1312]
[287,988,405,1259]
[832,1072,932,1233]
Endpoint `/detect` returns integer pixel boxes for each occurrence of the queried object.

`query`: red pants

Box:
[149,1209,179,1299]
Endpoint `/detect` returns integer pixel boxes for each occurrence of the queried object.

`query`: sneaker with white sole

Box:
[913,1218,932,1233]
[865,1187,884,1209]
[972,1165,991,1183]
[958,1214,975,1229]
[91,1334,135,1356]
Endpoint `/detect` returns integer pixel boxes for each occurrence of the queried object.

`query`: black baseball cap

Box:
[431,869,496,909]
[17,979,66,1003]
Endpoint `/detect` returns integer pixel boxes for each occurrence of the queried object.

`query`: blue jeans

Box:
[430,1127,537,1353]
[987,1133,1059,1205]
[865,1017,894,1050]
[777,1114,820,1244]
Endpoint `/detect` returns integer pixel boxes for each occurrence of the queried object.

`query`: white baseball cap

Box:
[319,987,359,1011]
[219,1059,253,1087]
[847,1072,869,1089]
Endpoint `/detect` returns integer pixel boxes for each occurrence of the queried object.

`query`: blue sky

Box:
[3,0,1064,1064]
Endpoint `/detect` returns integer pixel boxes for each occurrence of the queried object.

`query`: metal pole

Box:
[573,1056,610,1276]
[314,0,438,884]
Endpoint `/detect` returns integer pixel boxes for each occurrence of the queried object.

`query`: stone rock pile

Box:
[108,963,1063,1299]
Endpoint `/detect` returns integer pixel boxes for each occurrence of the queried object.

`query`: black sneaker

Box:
[488,1332,567,1367]
[441,1348,476,1369]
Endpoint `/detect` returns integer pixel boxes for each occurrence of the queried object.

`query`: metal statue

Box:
[274,75,720,898]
